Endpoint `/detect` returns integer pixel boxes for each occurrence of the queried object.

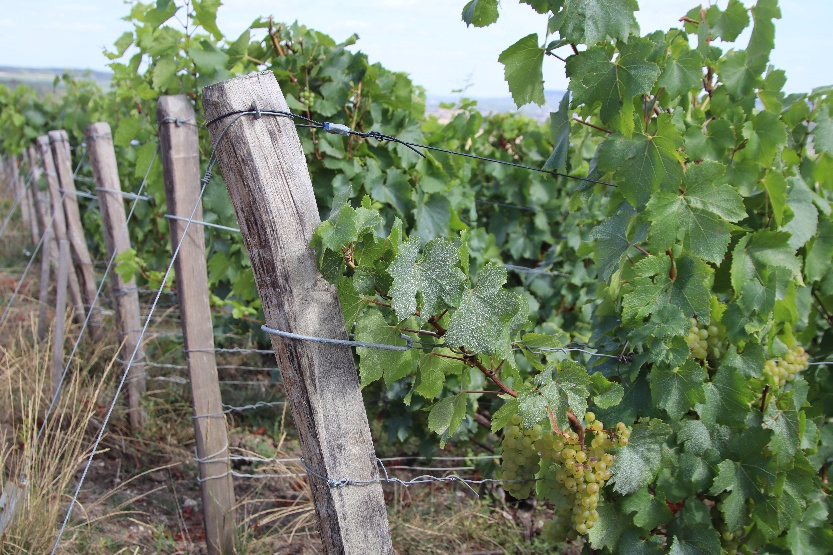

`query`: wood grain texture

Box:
[37,136,86,325]
[87,122,148,432]
[156,95,236,555]
[52,239,70,395]
[202,72,393,555]
[29,145,56,342]
[49,130,102,339]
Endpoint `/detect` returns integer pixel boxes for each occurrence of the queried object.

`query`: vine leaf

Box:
[706,0,750,42]
[582,0,639,44]
[812,104,833,155]
[659,48,703,101]
[709,428,775,532]
[415,349,463,401]
[427,393,467,439]
[621,488,673,531]
[499,34,546,107]
[567,38,660,125]
[650,360,707,421]
[730,230,802,296]
[645,161,745,264]
[388,237,466,322]
[783,177,819,249]
[354,309,417,386]
[461,0,499,28]
[622,254,712,325]
[597,114,684,208]
[543,92,570,173]
[696,364,756,427]
[786,498,833,555]
[590,205,648,281]
[445,263,528,359]
[193,0,223,40]
[609,419,672,495]
[587,501,627,551]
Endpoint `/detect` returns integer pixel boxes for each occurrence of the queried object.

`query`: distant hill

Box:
[0,65,560,122]
[426,90,564,123]
[0,66,111,95]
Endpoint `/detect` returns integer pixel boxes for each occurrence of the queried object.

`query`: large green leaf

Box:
[461,0,499,27]
[388,237,466,322]
[610,419,672,495]
[730,230,802,296]
[645,161,745,264]
[498,34,546,107]
[567,38,660,125]
[650,359,707,421]
[444,263,528,359]
[598,114,684,208]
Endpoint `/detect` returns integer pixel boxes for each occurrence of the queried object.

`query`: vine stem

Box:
[572,117,612,135]
[813,291,833,326]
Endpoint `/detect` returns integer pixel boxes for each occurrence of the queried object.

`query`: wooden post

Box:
[10,156,36,244]
[203,72,393,554]
[156,95,235,554]
[29,145,56,342]
[49,130,102,339]
[52,239,70,395]
[36,136,86,325]
[87,122,147,431]
[25,156,41,243]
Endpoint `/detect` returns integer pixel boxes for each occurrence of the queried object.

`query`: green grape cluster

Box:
[685,318,726,361]
[500,415,542,499]
[299,88,315,107]
[721,528,745,555]
[763,345,809,387]
[537,413,630,537]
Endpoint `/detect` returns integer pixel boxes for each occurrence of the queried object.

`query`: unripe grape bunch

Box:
[502,412,630,539]
[685,317,727,362]
[299,88,315,107]
[763,345,809,388]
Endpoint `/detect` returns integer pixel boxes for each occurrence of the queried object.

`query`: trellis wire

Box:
[205,109,615,187]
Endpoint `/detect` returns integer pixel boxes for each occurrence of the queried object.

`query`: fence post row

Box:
[49,131,102,340]
[203,72,394,554]
[86,122,148,432]
[36,136,86,326]
[156,95,236,555]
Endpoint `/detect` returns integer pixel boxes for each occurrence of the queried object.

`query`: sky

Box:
[1,0,831,98]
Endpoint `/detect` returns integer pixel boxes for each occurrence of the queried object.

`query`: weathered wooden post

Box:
[49,131,102,339]
[203,72,393,554]
[29,145,56,342]
[87,122,147,431]
[52,239,71,395]
[37,136,86,324]
[10,155,36,244]
[156,95,235,554]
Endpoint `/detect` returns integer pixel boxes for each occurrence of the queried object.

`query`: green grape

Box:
[763,345,809,388]
[685,317,727,362]
[537,416,631,539]
[500,415,543,500]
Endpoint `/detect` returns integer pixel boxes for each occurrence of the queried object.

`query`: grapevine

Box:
[1,0,833,552]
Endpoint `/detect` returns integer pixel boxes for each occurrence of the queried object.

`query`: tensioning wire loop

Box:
[51,136,212,552]
[204,108,615,187]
